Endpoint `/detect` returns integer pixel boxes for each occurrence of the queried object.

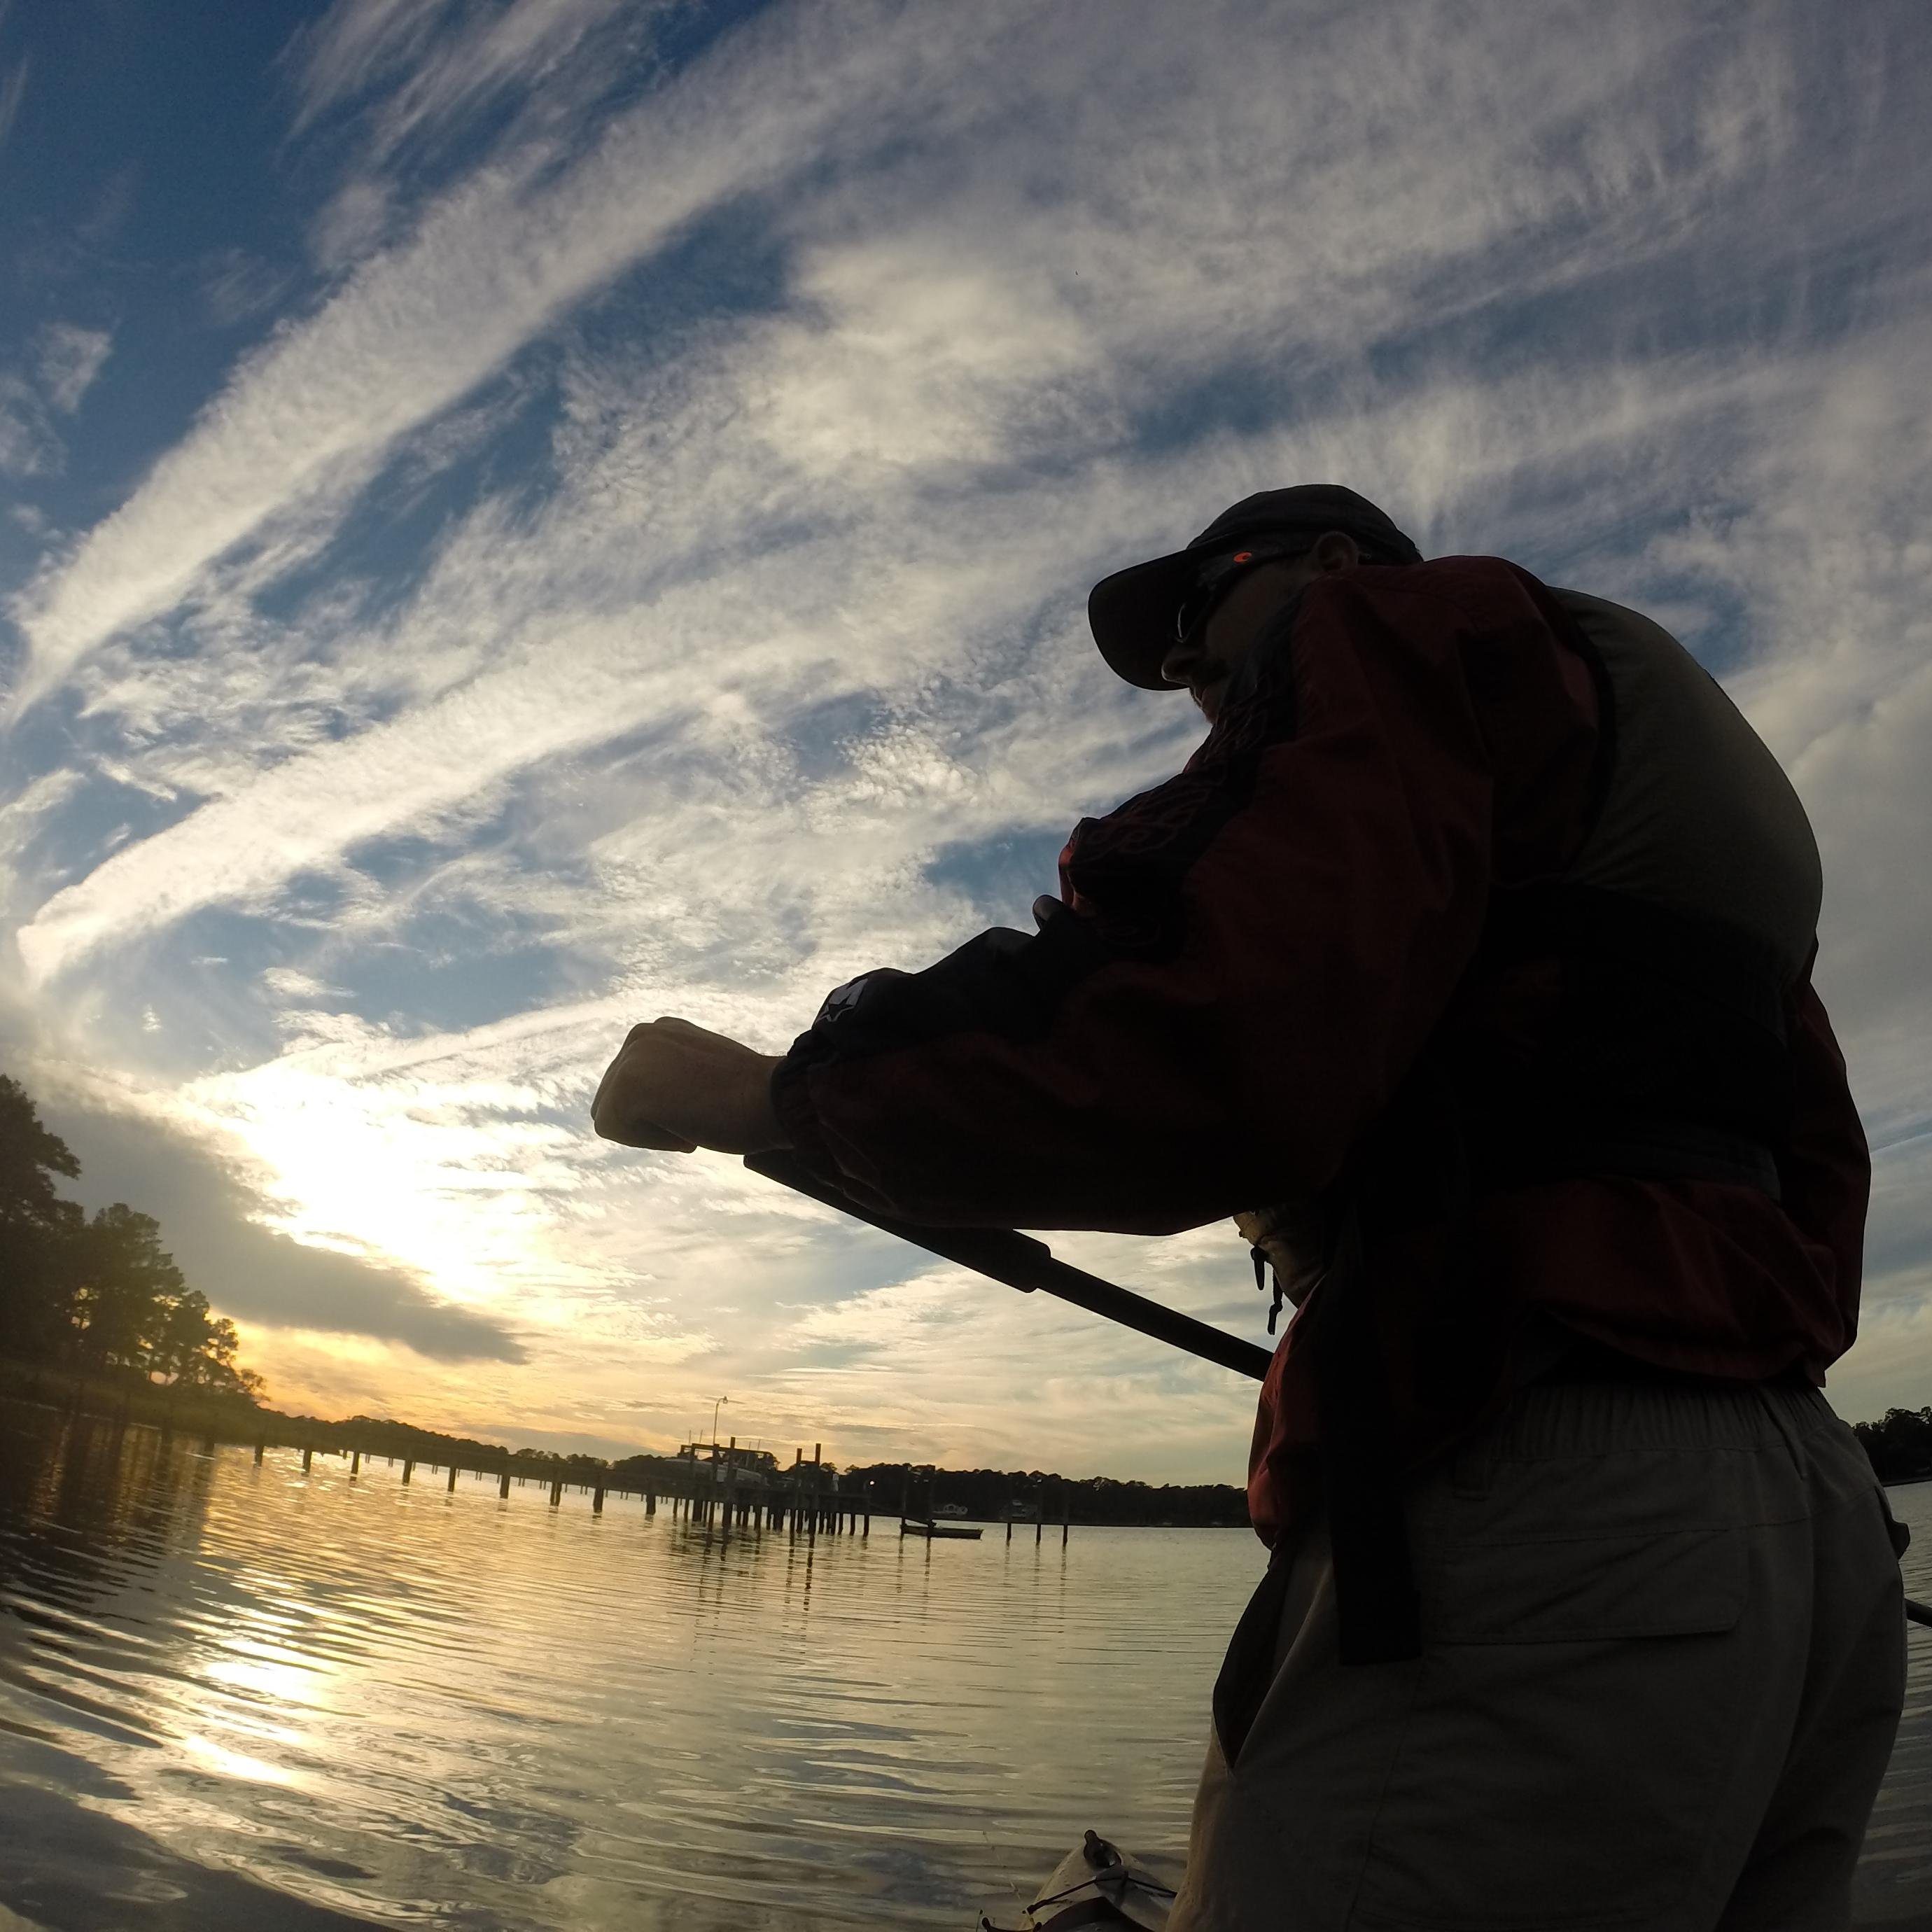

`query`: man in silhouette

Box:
[594,485,1906,1927]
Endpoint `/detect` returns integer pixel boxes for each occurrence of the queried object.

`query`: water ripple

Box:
[1,1408,1927,1929]
[0,1410,1249,1927]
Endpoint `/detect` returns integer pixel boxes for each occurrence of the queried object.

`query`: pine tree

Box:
[68,1203,188,1373]
[1,1073,264,1401]
[0,1074,86,1356]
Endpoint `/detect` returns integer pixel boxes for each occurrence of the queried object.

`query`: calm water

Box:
[0,1405,1926,1931]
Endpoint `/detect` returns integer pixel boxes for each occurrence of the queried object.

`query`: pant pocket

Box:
[1430,1521,1745,1644]
[1210,1557,1293,1769]
[1875,1483,1912,1560]
[1354,1499,1750,1927]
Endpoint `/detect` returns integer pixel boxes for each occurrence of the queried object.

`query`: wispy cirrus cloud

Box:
[0,55,25,161]
[6,1,1011,718]
[292,0,641,160]
[35,323,111,413]
[285,0,453,132]
[4,336,1896,990]
[0,326,108,483]
[0,374,56,479]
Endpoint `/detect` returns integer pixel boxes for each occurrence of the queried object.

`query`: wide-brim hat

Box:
[1087,484,1424,690]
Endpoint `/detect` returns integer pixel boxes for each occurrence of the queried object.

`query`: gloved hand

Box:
[591,1016,790,1154]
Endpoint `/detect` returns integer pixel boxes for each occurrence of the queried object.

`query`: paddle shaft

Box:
[743,1155,1932,1626]
[744,1149,1274,1382]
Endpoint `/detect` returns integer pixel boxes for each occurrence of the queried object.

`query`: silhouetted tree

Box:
[0,1074,87,1357]
[0,1074,80,1224]
[151,1288,262,1398]
[68,1203,187,1373]
[1854,1408,1932,1484]
[0,1072,264,1401]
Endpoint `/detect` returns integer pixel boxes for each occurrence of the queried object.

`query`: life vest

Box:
[1249,586,1824,1666]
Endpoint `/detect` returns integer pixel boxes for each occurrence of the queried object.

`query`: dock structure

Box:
[664,1438,869,1537]
[255,1431,881,1539]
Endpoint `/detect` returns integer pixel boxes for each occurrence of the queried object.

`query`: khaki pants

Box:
[1170,1377,1909,1931]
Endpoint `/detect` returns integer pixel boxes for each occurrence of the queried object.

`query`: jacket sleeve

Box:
[770,559,1603,1233]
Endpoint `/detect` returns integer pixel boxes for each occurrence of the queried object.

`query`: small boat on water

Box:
[901,1518,984,1539]
[981,1830,1174,1929]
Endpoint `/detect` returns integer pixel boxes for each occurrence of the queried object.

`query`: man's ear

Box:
[1310,529,1362,573]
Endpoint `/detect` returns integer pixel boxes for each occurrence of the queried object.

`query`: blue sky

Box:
[2,0,1930,1476]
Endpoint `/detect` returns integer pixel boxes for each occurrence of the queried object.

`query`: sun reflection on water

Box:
[1,1409,1927,1930]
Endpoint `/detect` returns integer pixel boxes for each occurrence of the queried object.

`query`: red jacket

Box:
[771,556,1868,1539]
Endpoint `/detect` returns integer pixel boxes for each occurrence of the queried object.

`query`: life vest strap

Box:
[1310,886,1802,1670]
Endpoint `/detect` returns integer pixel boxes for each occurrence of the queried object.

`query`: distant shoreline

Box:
[0,1364,1252,1527]
[10,1354,1921,1520]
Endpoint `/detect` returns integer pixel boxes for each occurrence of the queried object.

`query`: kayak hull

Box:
[982,1830,1174,1930]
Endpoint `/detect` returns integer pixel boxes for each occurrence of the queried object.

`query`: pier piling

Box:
[301,1446,313,1473]
[593,1484,606,1514]
[447,1464,458,1494]
[253,1441,265,1466]
[549,1477,563,1506]
[499,1469,511,1499]
[351,1450,360,1476]
[402,1459,414,1486]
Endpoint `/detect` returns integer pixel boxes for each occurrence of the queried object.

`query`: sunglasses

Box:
[1172,540,1301,645]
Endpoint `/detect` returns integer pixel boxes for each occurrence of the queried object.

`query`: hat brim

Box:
[1086,548,1200,691]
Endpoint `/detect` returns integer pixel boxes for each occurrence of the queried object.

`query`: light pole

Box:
[710,1394,728,1456]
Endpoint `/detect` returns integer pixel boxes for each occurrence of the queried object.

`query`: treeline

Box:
[1,1074,262,1403]
[842,1461,1250,1527]
[287,1413,694,1490]
[1853,1408,1932,1485]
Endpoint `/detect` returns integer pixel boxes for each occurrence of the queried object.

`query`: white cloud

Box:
[261,966,351,1001]
[306,173,397,271]
[24,1066,529,1363]
[308,0,638,162]
[0,372,56,477]
[2,337,1877,990]
[285,0,453,132]
[198,247,297,328]
[6,1,1013,718]
[36,323,112,413]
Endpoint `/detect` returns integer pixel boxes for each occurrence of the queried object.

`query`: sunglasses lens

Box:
[1174,584,1212,643]
[1173,548,1261,643]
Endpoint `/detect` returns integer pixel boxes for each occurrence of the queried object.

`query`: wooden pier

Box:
[260,1434,878,1539]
